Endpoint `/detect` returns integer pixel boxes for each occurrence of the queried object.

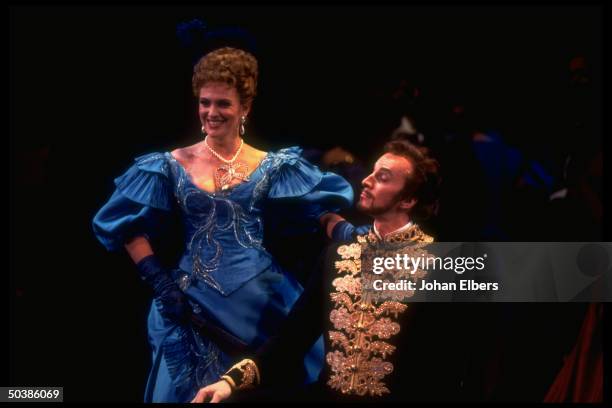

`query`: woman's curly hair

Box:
[192,47,258,107]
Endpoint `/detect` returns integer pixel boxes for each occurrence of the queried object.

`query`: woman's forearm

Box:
[125,235,154,264]
[319,212,346,239]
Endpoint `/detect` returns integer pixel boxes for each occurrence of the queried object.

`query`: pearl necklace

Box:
[204,136,244,163]
[203,136,249,191]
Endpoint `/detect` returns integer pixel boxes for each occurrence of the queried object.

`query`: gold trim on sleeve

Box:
[227,358,261,390]
[220,375,237,390]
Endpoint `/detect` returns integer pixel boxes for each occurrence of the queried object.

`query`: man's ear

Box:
[399,197,417,212]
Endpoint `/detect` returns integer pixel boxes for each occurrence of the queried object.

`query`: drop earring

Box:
[239,116,246,137]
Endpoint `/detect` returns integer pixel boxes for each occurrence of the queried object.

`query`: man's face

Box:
[357,153,414,216]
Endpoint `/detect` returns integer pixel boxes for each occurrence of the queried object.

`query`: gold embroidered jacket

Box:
[224,225,473,401]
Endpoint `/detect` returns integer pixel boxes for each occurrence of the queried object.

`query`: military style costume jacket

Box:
[224,224,483,402]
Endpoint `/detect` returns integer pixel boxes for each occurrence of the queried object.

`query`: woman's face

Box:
[198,82,249,140]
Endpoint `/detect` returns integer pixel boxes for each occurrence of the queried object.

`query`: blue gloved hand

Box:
[331,220,355,242]
[136,255,191,323]
[354,224,371,236]
[331,221,372,242]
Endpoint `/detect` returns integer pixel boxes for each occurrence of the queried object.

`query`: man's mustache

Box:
[361,190,373,198]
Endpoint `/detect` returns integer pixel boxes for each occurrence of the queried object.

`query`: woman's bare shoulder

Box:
[244,143,268,161]
[171,143,202,161]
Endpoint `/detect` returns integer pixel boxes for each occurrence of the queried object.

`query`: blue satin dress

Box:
[92,147,354,402]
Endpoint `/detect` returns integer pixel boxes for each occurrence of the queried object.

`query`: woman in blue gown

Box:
[92,47,353,402]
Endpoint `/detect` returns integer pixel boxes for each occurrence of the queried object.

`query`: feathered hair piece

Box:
[176,19,258,65]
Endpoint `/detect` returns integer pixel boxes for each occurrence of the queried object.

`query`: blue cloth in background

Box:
[472,132,554,240]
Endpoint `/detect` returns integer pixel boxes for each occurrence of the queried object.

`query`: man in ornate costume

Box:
[193,140,481,402]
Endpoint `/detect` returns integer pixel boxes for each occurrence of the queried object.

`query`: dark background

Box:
[9,4,605,402]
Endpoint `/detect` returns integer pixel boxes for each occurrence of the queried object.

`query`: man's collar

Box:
[373,220,414,240]
[365,221,434,246]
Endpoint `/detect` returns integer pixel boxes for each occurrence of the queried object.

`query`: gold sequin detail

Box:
[326,225,433,397]
[361,224,434,303]
[366,225,434,245]
[337,243,362,259]
[334,259,361,275]
[332,275,362,297]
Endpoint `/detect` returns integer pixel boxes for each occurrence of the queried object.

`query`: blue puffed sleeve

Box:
[265,147,354,233]
[269,146,353,212]
[92,152,174,251]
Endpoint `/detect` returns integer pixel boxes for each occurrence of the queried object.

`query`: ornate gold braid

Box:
[326,225,433,397]
[222,358,261,390]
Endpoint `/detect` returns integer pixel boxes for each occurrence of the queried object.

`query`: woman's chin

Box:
[207,125,235,136]
[206,129,225,138]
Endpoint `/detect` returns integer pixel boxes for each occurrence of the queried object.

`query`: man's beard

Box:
[357,193,403,216]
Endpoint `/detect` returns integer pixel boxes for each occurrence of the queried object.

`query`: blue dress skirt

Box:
[92,147,354,402]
